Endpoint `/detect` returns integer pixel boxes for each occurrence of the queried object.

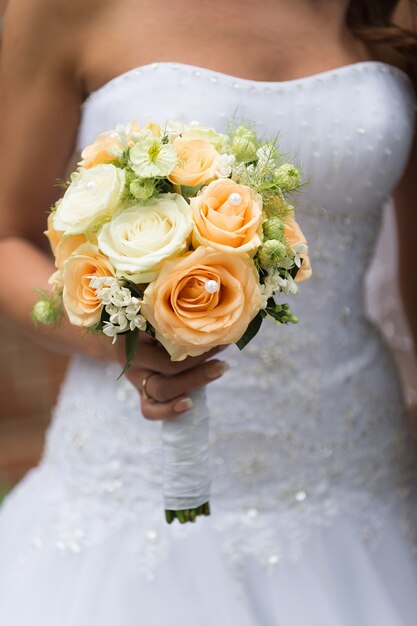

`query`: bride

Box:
[0,0,416,624]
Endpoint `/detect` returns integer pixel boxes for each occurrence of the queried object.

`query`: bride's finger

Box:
[131,359,228,405]
[140,394,195,421]
[127,337,227,375]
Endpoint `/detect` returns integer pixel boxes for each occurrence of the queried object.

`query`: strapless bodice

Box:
[79,61,415,214]
[37,61,417,570]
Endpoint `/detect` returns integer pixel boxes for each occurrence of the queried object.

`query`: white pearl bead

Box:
[228,192,242,206]
[146,530,158,542]
[205,279,220,293]
[86,181,96,190]
[294,490,307,502]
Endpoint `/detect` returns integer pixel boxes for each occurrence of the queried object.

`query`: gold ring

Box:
[141,372,157,401]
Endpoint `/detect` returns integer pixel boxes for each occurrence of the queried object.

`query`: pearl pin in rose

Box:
[204,279,220,293]
[228,192,242,206]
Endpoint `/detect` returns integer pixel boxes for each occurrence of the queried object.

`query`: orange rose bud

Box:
[169,138,219,187]
[190,179,263,254]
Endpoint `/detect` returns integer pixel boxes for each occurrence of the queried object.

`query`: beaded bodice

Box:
[36,61,417,574]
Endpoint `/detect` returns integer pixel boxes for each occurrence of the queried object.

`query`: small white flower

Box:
[105,303,119,316]
[215,153,236,178]
[260,269,290,308]
[114,123,132,149]
[109,309,127,328]
[125,302,141,319]
[94,276,146,342]
[102,322,120,344]
[130,315,147,331]
[259,284,272,309]
[292,242,308,256]
[277,274,298,296]
[290,243,308,270]
[89,277,100,290]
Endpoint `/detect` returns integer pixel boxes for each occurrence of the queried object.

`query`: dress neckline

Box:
[82,60,412,107]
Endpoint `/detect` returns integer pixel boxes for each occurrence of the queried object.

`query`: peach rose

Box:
[141,246,262,360]
[190,179,263,254]
[45,213,88,268]
[79,121,142,169]
[55,234,89,268]
[62,243,114,326]
[283,216,312,283]
[79,131,125,169]
[169,138,219,187]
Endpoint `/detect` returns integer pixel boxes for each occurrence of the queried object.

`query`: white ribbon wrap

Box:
[162,387,211,510]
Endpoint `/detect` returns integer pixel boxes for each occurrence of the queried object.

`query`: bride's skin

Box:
[0,0,416,420]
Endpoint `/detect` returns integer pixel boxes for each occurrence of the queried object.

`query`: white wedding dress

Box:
[1,61,417,626]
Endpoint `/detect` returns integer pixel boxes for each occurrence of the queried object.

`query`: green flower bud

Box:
[130,178,156,201]
[259,239,288,268]
[232,126,258,163]
[263,216,285,241]
[275,163,301,191]
[32,299,57,325]
[256,144,279,167]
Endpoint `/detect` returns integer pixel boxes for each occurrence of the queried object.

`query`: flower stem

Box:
[165,502,211,524]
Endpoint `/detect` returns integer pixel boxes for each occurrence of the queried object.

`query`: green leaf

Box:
[236,310,265,350]
[181,184,203,201]
[117,329,139,380]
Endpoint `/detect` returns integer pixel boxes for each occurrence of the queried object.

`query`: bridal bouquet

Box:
[33,120,311,523]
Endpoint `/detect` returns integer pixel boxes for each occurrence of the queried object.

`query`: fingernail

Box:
[207,361,230,379]
[174,397,194,413]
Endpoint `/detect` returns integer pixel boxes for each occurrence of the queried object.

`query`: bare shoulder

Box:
[0,0,111,241]
[2,0,107,91]
[4,0,102,37]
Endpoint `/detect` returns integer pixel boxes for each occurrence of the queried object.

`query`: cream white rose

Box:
[53,164,126,235]
[97,193,193,283]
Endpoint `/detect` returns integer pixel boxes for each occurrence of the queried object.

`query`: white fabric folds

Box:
[162,387,211,510]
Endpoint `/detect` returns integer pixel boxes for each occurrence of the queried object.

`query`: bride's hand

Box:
[117,332,229,420]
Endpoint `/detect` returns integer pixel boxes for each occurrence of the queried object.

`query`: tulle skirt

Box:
[1,463,417,626]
